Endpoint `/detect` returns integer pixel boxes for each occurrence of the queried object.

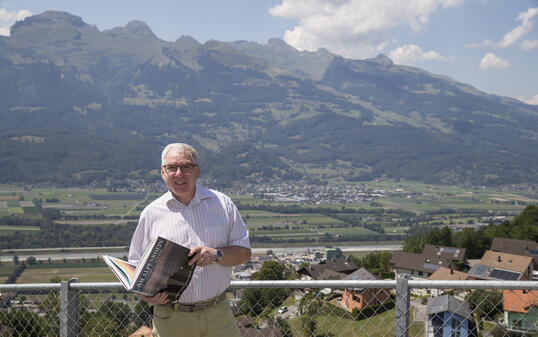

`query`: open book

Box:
[103,236,195,301]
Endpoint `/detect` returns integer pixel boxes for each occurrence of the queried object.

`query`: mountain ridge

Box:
[1,11,537,188]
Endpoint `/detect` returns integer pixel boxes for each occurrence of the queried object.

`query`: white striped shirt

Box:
[128,184,250,303]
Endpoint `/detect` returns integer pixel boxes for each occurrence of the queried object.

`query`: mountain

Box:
[1,11,537,187]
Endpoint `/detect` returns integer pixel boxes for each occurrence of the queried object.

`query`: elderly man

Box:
[129,143,251,337]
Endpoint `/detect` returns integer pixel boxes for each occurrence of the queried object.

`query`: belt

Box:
[165,292,227,312]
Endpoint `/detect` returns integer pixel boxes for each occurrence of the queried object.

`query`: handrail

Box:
[2,279,535,291]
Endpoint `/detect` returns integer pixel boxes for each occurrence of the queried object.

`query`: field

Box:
[17,262,116,283]
[0,225,39,235]
[1,182,536,245]
[0,181,536,250]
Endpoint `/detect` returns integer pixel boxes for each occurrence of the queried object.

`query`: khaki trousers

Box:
[152,299,240,337]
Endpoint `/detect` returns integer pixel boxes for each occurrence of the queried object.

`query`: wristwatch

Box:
[215,249,223,262]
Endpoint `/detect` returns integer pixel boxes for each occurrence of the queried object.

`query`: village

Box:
[231,237,538,336]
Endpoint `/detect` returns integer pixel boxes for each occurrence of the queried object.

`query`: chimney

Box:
[450,267,454,275]
[497,256,502,263]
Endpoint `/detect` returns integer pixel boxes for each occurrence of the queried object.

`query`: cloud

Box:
[479,53,510,70]
[466,39,493,48]
[269,0,465,59]
[389,44,451,65]
[520,39,538,50]
[0,8,32,36]
[497,7,538,48]
[518,94,538,105]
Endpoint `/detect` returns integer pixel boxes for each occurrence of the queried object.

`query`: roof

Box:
[503,289,538,313]
[428,267,470,281]
[343,267,378,291]
[298,257,358,280]
[390,245,466,274]
[237,317,256,328]
[427,295,472,319]
[390,251,441,274]
[317,269,347,280]
[467,264,523,281]
[479,250,533,273]
[491,237,538,265]
[423,245,466,262]
[344,267,378,281]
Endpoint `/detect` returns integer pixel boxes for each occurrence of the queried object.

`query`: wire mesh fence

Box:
[0,279,536,337]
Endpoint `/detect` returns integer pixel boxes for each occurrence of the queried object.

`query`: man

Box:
[129,143,251,337]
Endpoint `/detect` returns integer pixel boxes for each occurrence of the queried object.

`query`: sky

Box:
[1,0,537,104]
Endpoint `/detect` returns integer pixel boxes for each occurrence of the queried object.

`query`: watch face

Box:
[216,249,223,260]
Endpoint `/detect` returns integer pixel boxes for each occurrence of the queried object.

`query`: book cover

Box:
[103,236,195,300]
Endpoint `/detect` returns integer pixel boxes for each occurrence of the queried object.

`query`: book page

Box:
[103,255,137,289]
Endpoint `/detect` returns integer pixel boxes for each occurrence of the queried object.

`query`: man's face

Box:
[161,150,200,205]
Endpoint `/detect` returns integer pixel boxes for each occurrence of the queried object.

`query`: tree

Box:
[299,291,323,337]
[98,300,132,330]
[13,254,19,265]
[0,309,50,336]
[239,261,294,316]
[275,317,292,337]
[403,233,424,253]
[133,299,152,328]
[465,289,503,320]
[510,205,538,241]
[424,226,452,247]
[38,292,61,335]
[40,208,61,220]
[350,251,392,278]
[26,256,37,265]
[453,228,491,259]
[80,315,119,337]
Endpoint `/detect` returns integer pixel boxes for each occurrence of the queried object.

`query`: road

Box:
[251,244,402,255]
[0,244,402,262]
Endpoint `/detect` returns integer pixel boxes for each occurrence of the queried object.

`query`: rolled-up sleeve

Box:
[227,201,250,248]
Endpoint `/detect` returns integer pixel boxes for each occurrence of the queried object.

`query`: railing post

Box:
[394,274,410,337]
[60,278,79,337]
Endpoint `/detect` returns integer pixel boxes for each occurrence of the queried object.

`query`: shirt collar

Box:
[166,183,213,208]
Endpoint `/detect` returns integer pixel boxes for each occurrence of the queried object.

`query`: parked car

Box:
[278,306,288,314]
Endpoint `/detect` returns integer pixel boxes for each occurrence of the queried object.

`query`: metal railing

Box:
[0,278,537,337]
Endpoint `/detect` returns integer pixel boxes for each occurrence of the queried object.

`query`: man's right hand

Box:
[140,292,169,305]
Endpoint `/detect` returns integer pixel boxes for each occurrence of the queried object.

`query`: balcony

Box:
[0,278,536,337]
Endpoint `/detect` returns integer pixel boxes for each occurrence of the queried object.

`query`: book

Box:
[103,236,195,301]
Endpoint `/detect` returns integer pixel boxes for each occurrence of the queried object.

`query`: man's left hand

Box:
[188,246,218,267]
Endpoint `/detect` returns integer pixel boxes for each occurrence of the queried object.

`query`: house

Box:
[390,245,466,279]
[317,269,348,280]
[422,245,466,266]
[491,237,538,262]
[298,257,358,280]
[427,295,474,337]
[341,268,391,312]
[429,267,470,281]
[491,237,538,278]
[502,289,538,334]
[467,250,534,281]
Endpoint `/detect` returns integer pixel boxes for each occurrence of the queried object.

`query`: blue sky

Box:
[1,0,537,104]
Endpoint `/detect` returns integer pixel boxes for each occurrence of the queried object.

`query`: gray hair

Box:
[161,143,198,166]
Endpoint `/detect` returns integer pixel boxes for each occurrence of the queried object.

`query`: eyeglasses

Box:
[163,164,198,174]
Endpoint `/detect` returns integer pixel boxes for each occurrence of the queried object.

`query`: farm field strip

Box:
[248,229,313,235]
[0,225,39,231]
[17,266,116,283]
